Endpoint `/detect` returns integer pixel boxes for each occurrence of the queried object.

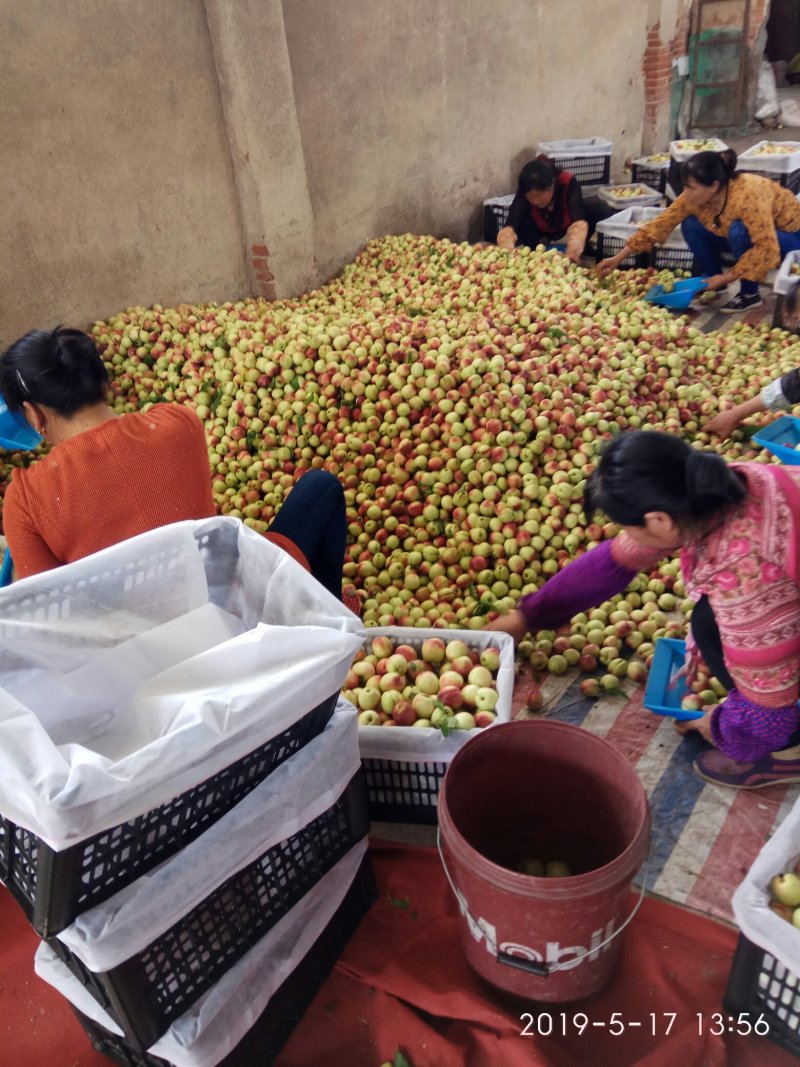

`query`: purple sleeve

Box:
[709,689,799,762]
[518,540,639,632]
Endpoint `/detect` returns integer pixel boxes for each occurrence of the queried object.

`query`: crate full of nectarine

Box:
[343,627,514,824]
[728,797,800,1053]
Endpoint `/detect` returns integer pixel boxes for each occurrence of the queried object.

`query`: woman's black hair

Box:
[518,157,559,195]
[680,148,738,189]
[0,326,108,417]
[584,430,746,529]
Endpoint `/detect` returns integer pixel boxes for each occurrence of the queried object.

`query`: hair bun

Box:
[685,449,744,510]
[719,148,738,176]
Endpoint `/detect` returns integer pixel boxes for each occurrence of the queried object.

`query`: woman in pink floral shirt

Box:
[488,431,800,790]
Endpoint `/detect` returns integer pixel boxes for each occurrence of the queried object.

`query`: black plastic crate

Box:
[594,231,647,269]
[631,162,669,195]
[0,693,337,938]
[724,933,800,1058]
[737,167,800,195]
[362,757,447,824]
[71,851,377,1067]
[483,198,513,243]
[550,154,610,186]
[50,772,370,1050]
[651,244,696,273]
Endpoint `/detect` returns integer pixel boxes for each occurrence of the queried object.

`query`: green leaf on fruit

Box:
[291,375,300,389]
[547,326,566,340]
[472,599,493,617]
[246,430,260,451]
[210,390,223,414]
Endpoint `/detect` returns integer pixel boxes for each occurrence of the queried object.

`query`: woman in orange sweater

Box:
[0,327,351,603]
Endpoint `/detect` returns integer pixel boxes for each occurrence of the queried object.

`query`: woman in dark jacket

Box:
[496,157,613,262]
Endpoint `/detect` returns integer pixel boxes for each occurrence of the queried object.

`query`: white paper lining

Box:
[36,841,369,1067]
[0,517,364,849]
[732,794,800,978]
[56,707,361,972]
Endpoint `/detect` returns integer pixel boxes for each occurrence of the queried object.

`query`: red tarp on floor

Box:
[1,841,795,1067]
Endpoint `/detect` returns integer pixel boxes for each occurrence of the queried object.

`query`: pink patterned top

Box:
[613,463,800,709]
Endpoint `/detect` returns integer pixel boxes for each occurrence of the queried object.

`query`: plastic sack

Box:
[355,628,514,763]
[0,516,364,849]
[56,706,361,971]
[36,840,369,1067]
[732,795,800,977]
[756,59,780,121]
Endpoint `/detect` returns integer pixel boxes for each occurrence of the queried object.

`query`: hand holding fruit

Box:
[703,407,743,439]
[496,226,516,250]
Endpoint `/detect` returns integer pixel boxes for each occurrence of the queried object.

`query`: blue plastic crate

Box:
[643,638,703,721]
[0,397,41,451]
[752,415,800,465]
[644,276,707,309]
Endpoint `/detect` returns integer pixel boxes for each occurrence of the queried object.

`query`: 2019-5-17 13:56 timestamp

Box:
[519,1011,771,1037]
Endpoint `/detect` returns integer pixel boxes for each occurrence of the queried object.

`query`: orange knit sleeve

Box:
[3,475,62,578]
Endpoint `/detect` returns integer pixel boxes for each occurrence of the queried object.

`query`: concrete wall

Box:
[2,0,678,329]
[283,0,652,283]
[0,0,247,341]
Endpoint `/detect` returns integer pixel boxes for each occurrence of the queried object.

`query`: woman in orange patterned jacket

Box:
[597,149,800,314]
[487,431,800,791]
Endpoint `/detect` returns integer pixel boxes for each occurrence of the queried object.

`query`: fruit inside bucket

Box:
[443,725,646,885]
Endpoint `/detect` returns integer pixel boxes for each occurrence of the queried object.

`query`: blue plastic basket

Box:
[0,398,41,451]
[0,549,12,588]
[752,415,800,465]
[644,276,707,309]
[643,637,703,721]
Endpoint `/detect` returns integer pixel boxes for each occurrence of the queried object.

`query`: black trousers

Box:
[515,196,615,251]
[690,595,735,690]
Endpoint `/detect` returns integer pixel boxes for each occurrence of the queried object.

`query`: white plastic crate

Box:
[632,152,671,171]
[353,627,514,823]
[738,141,800,174]
[738,142,800,194]
[595,206,693,270]
[726,796,800,1056]
[669,137,729,162]
[774,250,800,296]
[598,183,663,210]
[536,137,612,186]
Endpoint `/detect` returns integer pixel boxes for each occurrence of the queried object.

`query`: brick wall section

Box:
[641,6,691,153]
[250,242,276,300]
[747,0,769,46]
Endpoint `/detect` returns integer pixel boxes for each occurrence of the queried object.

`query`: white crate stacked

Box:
[598,184,663,210]
[669,137,729,163]
[595,206,695,272]
[0,518,374,1066]
[737,141,800,194]
[726,796,800,1059]
[536,137,613,188]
